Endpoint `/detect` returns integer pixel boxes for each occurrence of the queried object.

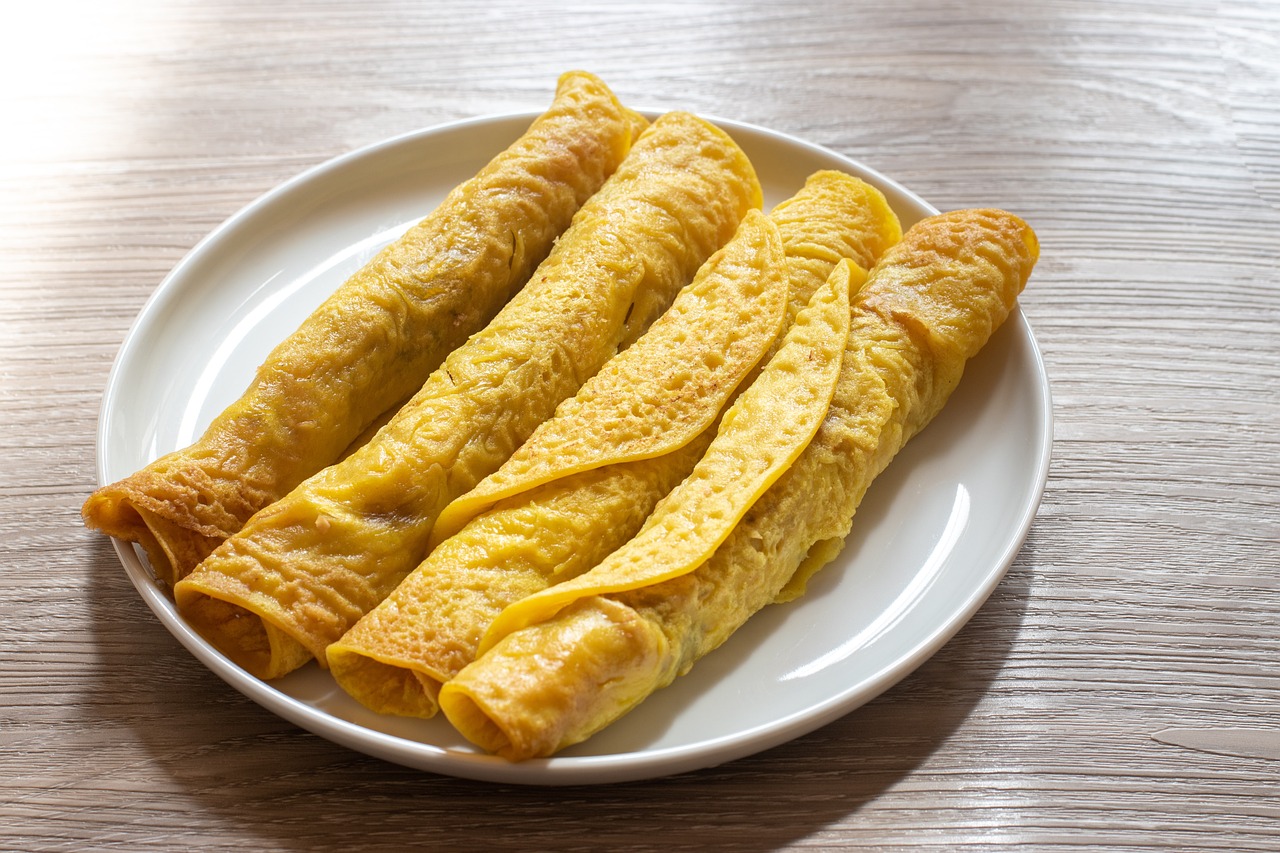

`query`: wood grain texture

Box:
[2,0,1278,850]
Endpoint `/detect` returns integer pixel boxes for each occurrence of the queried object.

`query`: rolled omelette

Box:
[325,171,902,719]
[325,208,790,715]
[172,111,762,680]
[438,208,1040,759]
[83,70,647,586]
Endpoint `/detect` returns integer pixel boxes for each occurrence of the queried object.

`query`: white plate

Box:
[98,111,1052,786]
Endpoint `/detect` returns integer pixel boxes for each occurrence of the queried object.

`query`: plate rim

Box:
[97,110,1053,786]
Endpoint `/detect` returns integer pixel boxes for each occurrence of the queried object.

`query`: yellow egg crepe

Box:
[82,70,645,586]
[172,111,762,680]
[438,209,1039,759]
[324,172,902,719]
[325,208,789,715]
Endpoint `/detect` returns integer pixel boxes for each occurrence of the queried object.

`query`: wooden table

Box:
[4,1,1277,849]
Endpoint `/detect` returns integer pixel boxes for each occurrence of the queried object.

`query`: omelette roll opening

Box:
[86,492,222,589]
[133,506,221,587]
[440,598,671,761]
[325,646,444,719]
[96,499,171,586]
[436,689,509,757]
[177,593,313,681]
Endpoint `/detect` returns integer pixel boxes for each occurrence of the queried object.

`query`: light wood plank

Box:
[2,0,1278,849]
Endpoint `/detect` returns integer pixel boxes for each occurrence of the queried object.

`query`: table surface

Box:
[3,1,1278,850]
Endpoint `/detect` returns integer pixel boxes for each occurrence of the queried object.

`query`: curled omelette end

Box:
[84,70,643,586]
[441,209,1038,760]
[173,110,762,680]
[441,597,669,758]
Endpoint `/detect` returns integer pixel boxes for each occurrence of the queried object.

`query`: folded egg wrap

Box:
[172,111,762,680]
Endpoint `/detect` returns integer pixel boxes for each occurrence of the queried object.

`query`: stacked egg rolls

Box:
[172,111,762,680]
[83,71,646,585]
[326,171,902,718]
[438,208,1039,759]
